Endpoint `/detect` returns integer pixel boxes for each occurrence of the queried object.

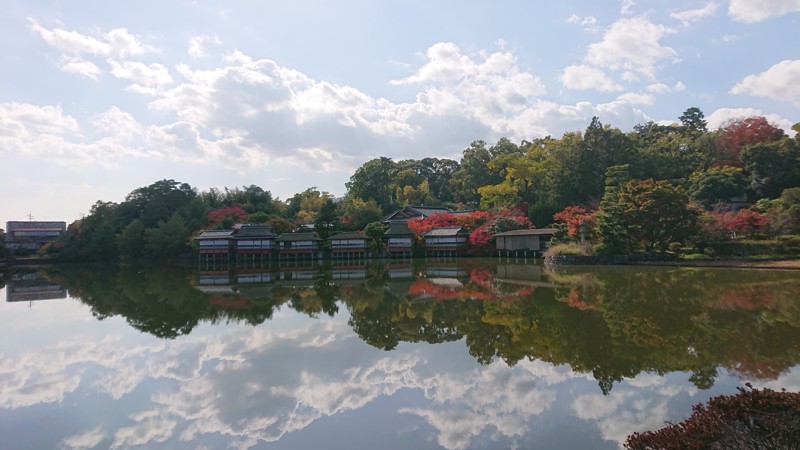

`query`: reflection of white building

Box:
[5,221,66,251]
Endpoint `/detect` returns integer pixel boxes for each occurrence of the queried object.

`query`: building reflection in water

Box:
[6,270,67,303]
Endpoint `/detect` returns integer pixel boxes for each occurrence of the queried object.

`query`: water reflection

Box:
[39,260,800,392]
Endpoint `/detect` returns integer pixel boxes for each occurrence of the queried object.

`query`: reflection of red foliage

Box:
[729,349,786,381]
[716,287,775,310]
[209,295,248,309]
[470,268,493,289]
[408,279,492,300]
[557,288,595,310]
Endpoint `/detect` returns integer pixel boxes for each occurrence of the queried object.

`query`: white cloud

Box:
[566,14,598,27]
[616,92,655,105]
[61,427,106,450]
[731,59,800,106]
[560,65,622,92]
[28,18,155,58]
[621,0,636,15]
[645,81,685,94]
[108,60,172,87]
[57,56,102,79]
[188,34,222,59]
[670,2,719,26]
[728,0,800,23]
[586,17,679,79]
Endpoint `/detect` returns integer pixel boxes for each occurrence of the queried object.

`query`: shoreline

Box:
[634,258,800,270]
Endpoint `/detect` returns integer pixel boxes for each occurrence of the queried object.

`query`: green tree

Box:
[598,178,699,253]
[346,157,398,212]
[145,213,190,259]
[314,199,341,240]
[117,219,146,260]
[741,139,800,200]
[687,166,747,206]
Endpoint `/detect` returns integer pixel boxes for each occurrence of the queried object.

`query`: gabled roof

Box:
[276,232,321,242]
[328,232,368,240]
[493,228,556,237]
[233,224,276,239]
[422,226,469,237]
[195,230,235,240]
[384,222,415,237]
[381,205,452,223]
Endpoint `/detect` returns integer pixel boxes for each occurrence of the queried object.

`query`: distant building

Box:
[5,221,66,251]
[381,205,473,224]
[493,228,555,257]
[422,226,470,257]
[276,232,322,260]
[384,222,415,258]
[328,231,370,259]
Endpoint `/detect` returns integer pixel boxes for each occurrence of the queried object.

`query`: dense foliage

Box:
[38,108,800,261]
[625,385,800,449]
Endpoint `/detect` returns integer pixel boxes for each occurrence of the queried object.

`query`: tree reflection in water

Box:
[42,259,800,394]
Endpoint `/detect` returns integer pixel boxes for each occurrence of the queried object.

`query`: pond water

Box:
[1,259,799,449]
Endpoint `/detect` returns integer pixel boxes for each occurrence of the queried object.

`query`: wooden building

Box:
[232,224,277,267]
[384,222,415,258]
[276,232,322,260]
[422,226,469,257]
[493,228,555,257]
[329,231,370,259]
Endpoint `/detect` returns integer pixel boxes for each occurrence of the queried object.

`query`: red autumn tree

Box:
[727,208,770,238]
[553,205,597,241]
[208,204,248,229]
[716,116,785,167]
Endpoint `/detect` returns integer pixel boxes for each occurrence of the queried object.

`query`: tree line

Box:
[40,107,800,261]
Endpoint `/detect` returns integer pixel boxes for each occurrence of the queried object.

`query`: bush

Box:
[543,243,595,257]
[625,385,800,450]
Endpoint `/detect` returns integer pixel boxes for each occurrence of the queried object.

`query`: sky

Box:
[1,0,799,225]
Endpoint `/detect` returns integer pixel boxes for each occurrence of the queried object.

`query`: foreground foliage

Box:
[625,385,800,450]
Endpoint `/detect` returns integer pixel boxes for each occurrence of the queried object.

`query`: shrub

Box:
[544,243,595,257]
[625,385,800,450]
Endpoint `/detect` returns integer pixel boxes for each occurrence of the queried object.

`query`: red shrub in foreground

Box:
[625,384,800,449]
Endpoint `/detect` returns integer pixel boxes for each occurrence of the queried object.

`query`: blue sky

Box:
[1,0,799,224]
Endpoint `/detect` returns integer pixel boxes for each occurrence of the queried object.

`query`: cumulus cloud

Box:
[731,59,800,106]
[108,60,172,87]
[616,92,655,105]
[561,65,623,92]
[586,17,679,79]
[728,0,800,23]
[670,2,719,26]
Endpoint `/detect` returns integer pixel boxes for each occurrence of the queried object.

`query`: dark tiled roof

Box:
[195,230,235,240]
[276,232,321,242]
[384,222,415,236]
[493,228,556,237]
[329,232,368,240]
[422,226,468,237]
[234,224,276,238]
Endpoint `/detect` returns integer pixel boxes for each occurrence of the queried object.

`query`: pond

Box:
[1,259,799,449]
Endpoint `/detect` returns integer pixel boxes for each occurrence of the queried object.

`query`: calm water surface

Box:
[2,259,799,449]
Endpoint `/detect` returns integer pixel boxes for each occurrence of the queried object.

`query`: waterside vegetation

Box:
[27,108,800,263]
